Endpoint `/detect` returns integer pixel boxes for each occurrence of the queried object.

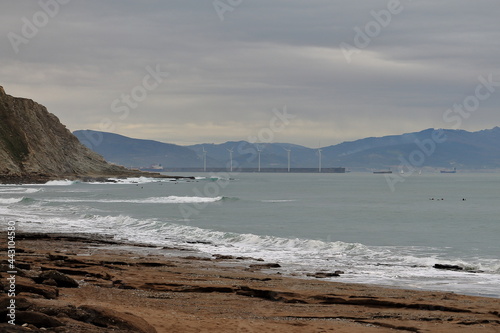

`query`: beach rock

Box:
[79,305,157,333]
[16,262,32,270]
[213,254,236,260]
[249,263,281,269]
[39,270,79,288]
[16,281,59,299]
[0,323,35,332]
[113,280,136,290]
[48,253,69,261]
[15,268,39,279]
[0,264,10,272]
[16,311,64,328]
[307,272,342,278]
[33,304,89,322]
[42,278,59,287]
[0,247,29,254]
[434,264,464,271]
[183,256,212,261]
[0,296,32,311]
[136,262,172,267]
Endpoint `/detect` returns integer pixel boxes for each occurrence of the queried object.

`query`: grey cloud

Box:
[1,0,499,147]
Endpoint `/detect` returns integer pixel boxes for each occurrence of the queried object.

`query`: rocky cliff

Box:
[0,86,149,183]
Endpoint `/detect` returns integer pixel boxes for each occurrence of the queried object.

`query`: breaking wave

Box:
[0,197,25,205]
[0,188,41,194]
[43,196,225,204]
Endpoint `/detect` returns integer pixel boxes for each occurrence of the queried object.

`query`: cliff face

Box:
[0,86,142,183]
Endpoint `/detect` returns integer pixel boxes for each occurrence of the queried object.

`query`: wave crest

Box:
[0,197,24,205]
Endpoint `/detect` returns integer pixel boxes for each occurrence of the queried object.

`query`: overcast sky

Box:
[1,0,499,147]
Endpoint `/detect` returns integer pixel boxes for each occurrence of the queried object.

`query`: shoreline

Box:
[16,232,500,300]
[0,173,195,185]
[1,232,499,332]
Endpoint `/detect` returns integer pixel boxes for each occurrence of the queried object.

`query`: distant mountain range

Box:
[74,127,500,171]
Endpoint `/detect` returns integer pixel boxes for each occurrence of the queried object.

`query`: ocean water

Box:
[1,172,499,298]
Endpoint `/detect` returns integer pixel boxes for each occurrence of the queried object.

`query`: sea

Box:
[1,172,499,298]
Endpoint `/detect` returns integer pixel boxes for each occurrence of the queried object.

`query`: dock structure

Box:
[161,167,346,173]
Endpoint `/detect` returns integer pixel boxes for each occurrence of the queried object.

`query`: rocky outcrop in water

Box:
[0,86,152,183]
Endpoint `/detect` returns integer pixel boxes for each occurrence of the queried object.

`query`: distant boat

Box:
[440,167,457,174]
[373,170,392,174]
[150,164,164,170]
[141,164,164,171]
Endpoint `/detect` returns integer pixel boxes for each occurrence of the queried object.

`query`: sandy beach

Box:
[1,232,499,333]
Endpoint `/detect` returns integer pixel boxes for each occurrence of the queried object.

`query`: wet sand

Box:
[1,233,499,332]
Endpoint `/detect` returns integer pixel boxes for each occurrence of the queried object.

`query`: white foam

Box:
[24,188,41,193]
[42,180,76,186]
[5,180,500,298]
[142,196,223,204]
[194,176,230,181]
[0,197,24,205]
[98,177,179,184]
[42,196,224,204]
[0,187,40,194]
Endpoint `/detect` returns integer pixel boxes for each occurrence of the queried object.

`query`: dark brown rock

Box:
[16,262,31,270]
[39,270,79,288]
[79,305,157,333]
[0,296,32,311]
[249,263,281,269]
[16,281,59,299]
[434,264,463,271]
[0,323,35,332]
[307,272,341,278]
[42,278,58,287]
[48,254,69,261]
[213,254,236,260]
[16,311,64,328]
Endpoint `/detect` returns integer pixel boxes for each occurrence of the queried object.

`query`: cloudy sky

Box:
[1,0,499,147]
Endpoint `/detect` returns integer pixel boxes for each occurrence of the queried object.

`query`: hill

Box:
[0,86,150,183]
[322,128,500,170]
[73,131,201,168]
[74,128,500,171]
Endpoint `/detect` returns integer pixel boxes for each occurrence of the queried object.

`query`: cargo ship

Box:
[373,170,392,174]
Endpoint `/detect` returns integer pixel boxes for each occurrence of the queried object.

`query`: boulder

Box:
[0,323,35,332]
[434,264,463,271]
[79,305,157,333]
[0,296,32,311]
[307,272,342,278]
[39,270,79,288]
[249,263,281,269]
[16,281,59,299]
[16,311,64,328]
